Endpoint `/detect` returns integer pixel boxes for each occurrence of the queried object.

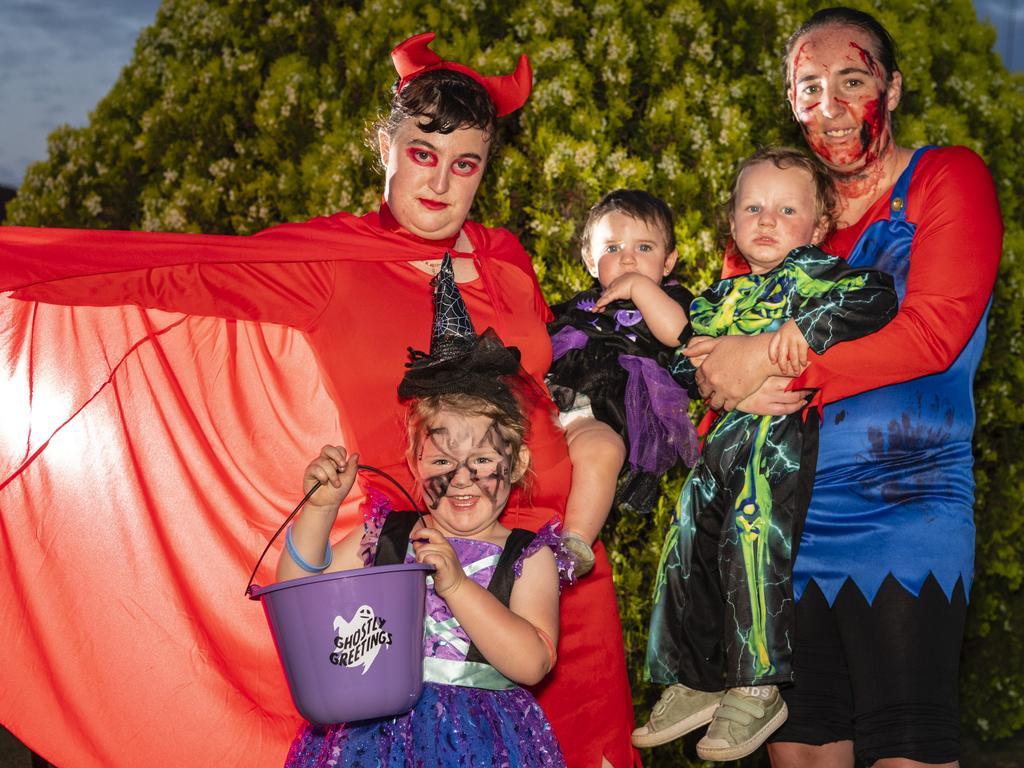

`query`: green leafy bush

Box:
[9,0,1023,761]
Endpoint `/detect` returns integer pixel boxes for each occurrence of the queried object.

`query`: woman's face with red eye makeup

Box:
[378,118,490,241]
[412,410,520,540]
[787,24,901,176]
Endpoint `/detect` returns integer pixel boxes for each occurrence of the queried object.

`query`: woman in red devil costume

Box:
[0,33,637,768]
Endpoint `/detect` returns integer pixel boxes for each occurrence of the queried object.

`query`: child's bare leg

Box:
[562,417,626,569]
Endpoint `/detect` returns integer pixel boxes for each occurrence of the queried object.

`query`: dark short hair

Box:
[580,189,677,262]
[721,146,839,246]
[374,69,498,150]
[783,6,901,90]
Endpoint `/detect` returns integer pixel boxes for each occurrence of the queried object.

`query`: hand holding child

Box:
[412,526,466,598]
[303,445,359,511]
[768,320,810,376]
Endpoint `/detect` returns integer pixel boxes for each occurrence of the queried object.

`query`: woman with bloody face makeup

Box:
[683,7,1002,767]
[0,33,637,768]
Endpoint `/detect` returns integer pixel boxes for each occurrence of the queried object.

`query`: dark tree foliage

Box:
[9,0,1023,762]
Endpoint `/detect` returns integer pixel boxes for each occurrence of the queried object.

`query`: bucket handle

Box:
[245,464,423,597]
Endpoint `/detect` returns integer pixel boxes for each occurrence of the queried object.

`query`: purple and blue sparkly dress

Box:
[284,509,568,768]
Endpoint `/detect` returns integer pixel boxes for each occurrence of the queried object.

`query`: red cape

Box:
[0,210,639,767]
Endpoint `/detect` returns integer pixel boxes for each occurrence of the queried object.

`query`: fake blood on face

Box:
[788,26,893,176]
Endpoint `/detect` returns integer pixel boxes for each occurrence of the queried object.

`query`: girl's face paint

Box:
[787,25,899,178]
[413,410,516,539]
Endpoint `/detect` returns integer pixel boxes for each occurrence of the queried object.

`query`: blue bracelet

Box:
[285,525,333,573]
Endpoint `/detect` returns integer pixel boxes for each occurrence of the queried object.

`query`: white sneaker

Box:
[696,685,788,761]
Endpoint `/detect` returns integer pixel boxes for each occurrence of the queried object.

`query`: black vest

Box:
[372,511,537,664]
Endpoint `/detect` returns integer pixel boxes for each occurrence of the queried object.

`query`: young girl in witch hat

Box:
[280,253,570,767]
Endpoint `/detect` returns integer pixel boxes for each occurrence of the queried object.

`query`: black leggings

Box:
[768,574,967,765]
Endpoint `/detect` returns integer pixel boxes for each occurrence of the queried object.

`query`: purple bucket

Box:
[249,563,433,725]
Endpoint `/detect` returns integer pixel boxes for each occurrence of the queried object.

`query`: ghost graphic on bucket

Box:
[329,604,394,674]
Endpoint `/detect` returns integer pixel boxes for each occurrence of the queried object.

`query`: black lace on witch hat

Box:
[398,252,523,419]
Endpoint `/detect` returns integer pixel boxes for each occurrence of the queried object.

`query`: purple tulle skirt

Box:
[284,682,566,767]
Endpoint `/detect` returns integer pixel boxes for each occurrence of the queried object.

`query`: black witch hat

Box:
[398,252,523,420]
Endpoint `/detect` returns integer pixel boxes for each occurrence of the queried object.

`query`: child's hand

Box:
[303,445,359,510]
[767,320,810,376]
[413,527,466,599]
[684,335,712,368]
[593,273,653,311]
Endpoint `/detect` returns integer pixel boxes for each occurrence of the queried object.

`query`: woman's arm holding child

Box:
[276,445,364,582]
[593,273,689,347]
[414,528,560,686]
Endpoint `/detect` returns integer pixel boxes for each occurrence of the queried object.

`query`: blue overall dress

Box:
[795,146,988,607]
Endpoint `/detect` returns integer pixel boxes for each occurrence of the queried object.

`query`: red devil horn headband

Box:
[391,32,532,117]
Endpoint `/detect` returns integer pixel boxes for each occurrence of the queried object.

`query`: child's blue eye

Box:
[605,244,620,254]
[638,244,653,252]
[746,205,761,213]
[782,207,796,215]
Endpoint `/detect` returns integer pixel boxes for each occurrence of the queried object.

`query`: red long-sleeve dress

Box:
[0,207,638,768]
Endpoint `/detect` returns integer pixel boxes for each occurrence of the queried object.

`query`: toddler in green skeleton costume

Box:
[632,147,898,761]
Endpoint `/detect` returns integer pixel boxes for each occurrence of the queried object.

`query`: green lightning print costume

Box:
[645,245,897,689]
